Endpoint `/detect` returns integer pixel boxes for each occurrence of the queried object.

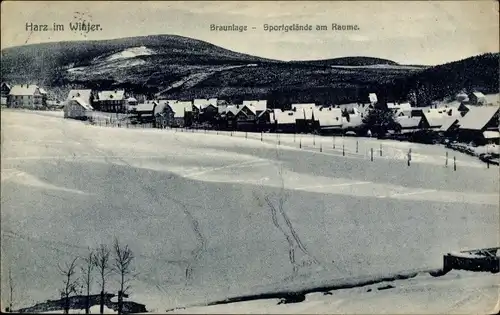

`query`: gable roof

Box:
[396,116,422,129]
[98,90,125,101]
[169,101,193,118]
[67,97,93,110]
[458,106,499,131]
[471,91,485,99]
[241,105,257,116]
[193,98,218,109]
[224,105,241,116]
[1,82,11,89]
[153,100,174,116]
[439,117,460,132]
[9,84,41,96]
[243,100,267,112]
[422,110,460,128]
[67,89,92,102]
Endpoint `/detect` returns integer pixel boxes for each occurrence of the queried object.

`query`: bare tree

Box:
[93,244,112,315]
[112,238,135,315]
[80,248,95,314]
[58,257,80,314]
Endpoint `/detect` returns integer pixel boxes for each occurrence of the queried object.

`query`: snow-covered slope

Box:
[1,110,498,313]
[106,46,155,61]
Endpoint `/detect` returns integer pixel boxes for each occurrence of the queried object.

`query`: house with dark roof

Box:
[457,106,499,144]
[7,84,47,109]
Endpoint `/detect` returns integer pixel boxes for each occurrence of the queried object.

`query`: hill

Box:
[290,56,400,67]
[385,53,500,104]
[1,35,497,105]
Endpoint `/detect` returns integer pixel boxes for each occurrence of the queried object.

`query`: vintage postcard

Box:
[1,1,499,314]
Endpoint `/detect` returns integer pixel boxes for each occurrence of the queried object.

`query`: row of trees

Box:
[58,238,135,315]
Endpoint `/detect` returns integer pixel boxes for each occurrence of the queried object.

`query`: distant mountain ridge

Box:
[1,35,497,106]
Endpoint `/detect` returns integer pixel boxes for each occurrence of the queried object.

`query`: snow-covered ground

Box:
[1,110,498,313]
[169,271,499,314]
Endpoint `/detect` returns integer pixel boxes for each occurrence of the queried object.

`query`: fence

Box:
[83,119,495,170]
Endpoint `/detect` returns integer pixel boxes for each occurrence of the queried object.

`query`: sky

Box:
[1,1,498,65]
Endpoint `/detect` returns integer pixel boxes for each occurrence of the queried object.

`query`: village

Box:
[2,82,498,156]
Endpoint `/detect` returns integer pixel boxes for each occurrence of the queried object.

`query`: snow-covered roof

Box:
[369,93,378,103]
[314,107,343,127]
[272,109,299,124]
[67,97,93,110]
[243,100,267,112]
[193,98,218,109]
[396,116,421,129]
[97,90,125,101]
[9,84,41,96]
[458,106,499,131]
[471,92,485,99]
[439,117,460,132]
[169,101,193,118]
[291,103,315,111]
[342,114,364,129]
[422,110,460,128]
[483,131,500,139]
[243,105,258,115]
[136,102,156,112]
[67,89,92,102]
[225,105,241,116]
[126,97,138,102]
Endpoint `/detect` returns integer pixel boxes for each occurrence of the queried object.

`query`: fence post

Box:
[320,144,322,152]
[245,132,248,139]
[407,149,411,166]
[343,144,345,156]
[333,136,335,149]
[313,134,316,146]
[380,144,382,156]
[454,156,456,171]
[356,140,358,153]
[445,151,448,167]
[300,138,302,148]
[278,134,281,145]
[294,133,296,143]
[371,148,373,161]
[261,132,263,142]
